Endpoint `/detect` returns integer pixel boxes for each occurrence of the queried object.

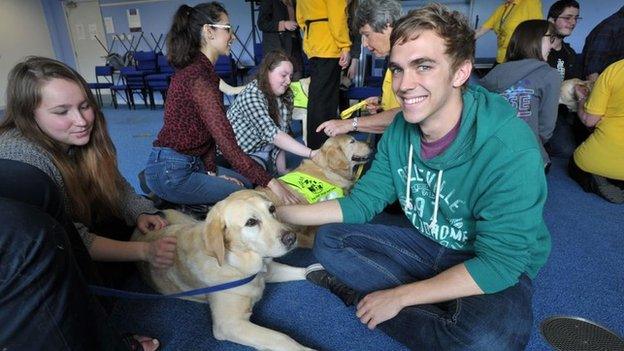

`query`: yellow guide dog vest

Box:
[279,172,344,204]
[290,81,308,109]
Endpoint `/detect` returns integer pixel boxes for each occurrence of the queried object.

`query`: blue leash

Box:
[89,274,257,299]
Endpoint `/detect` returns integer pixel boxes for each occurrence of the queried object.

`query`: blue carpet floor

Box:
[104,106,623,350]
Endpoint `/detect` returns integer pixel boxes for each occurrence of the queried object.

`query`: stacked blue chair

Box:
[87,66,114,106]
[145,54,174,109]
[133,51,158,74]
[157,54,174,74]
[111,67,149,109]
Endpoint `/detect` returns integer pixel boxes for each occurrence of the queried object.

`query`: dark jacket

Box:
[258,0,302,57]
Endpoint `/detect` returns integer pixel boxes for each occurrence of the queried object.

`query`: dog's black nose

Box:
[281,232,296,248]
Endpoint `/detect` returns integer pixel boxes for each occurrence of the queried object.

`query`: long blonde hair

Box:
[0,56,125,224]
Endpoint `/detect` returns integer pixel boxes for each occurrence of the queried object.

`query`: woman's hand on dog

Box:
[268,179,305,205]
[137,213,168,233]
[317,119,351,137]
[143,236,177,269]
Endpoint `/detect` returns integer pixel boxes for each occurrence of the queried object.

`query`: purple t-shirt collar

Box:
[420,118,462,160]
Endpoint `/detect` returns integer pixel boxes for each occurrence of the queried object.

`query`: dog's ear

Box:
[202,210,226,266]
[326,145,349,171]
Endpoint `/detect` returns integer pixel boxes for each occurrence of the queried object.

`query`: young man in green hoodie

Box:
[278,4,550,350]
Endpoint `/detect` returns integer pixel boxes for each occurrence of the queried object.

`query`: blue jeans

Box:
[144,147,252,205]
[313,223,533,351]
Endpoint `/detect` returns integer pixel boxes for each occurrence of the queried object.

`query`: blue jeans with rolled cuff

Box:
[144,147,253,205]
[313,223,534,351]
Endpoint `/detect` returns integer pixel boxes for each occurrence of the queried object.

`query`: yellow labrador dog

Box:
[559,78,593,112]
[260,134,372,247]
[132,190,314,351]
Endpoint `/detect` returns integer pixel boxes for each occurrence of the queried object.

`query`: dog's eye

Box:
[245,218,258,226]
[349,138,355,144]
[268,205,276,214]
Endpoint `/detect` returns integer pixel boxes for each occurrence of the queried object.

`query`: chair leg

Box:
[125,89,132,110]
[148,89,155,110]
[111,90,118,109]
[142,89,149,109]
[94,89,102,107]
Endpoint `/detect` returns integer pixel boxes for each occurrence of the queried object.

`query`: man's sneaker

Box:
[590,174,624,204]
[305,264,359,306]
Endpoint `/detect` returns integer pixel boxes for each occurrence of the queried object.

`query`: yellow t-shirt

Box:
[573,59,624,180]
[380,69,400,111]
[482,0,543,63]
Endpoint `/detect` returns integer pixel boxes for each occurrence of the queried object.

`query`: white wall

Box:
[0,0,55,109]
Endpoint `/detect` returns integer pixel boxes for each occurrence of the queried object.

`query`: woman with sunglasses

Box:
[480,19,561,170]
[145,2,302,207]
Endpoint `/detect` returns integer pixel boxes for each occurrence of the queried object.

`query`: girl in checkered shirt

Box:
[226,50,318,175]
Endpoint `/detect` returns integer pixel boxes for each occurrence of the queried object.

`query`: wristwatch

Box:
[352,117,359,132]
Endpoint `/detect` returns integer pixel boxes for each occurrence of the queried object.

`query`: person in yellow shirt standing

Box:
[569,59,624,203]
[316,0,402,137]
[297,0,351,149]
[475,0,543,64]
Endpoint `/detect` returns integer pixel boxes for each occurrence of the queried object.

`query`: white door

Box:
[64,0,107,82]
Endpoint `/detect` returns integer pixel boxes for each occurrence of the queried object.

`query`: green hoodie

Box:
[338,85,551,293]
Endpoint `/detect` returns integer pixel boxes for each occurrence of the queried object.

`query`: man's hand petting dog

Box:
[269,178,306,205]
[142,236,177,269]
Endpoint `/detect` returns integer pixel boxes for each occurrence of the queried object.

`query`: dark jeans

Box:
[306,57,341,149]
[314,223,534,351]
[0,159,127,350]
[568,157,624,191]
[546,106,592,158]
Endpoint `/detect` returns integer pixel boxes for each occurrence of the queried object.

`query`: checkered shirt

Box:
[226,80,292,161]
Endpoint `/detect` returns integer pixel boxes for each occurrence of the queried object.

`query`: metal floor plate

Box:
[541,316,624,351]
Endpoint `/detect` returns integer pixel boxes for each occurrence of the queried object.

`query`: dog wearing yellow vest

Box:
[258,134,372,247]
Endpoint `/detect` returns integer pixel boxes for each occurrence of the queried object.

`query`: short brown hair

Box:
[505,20,555,62]
[390,3,475,72]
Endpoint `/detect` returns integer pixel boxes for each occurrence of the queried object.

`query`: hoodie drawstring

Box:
[405,144,414,209]
[405,144,443,232]
[429,169,443,232]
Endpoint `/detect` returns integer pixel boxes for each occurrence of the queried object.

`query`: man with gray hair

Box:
[316,0,402,137]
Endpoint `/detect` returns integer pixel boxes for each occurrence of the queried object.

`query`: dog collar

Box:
[279,172,344,204]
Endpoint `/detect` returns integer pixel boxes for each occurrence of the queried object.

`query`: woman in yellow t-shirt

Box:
[476,0,543,63]
[569,59,624,203]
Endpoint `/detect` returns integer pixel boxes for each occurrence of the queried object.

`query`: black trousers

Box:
[0,159,127,350]
[306,57,342,149]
